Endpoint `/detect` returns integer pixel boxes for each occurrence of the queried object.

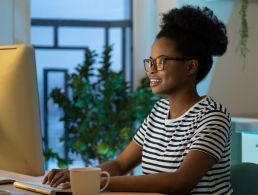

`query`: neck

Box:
[167,87,203,119]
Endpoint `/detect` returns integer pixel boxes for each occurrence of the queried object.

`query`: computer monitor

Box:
[0,44,45,176]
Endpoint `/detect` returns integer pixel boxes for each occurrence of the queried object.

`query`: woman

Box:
[43,5,233,194]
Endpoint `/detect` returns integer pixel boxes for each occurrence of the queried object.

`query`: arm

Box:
[98,141,142,176]
[43,140,142,187]
[102,108,230,194]
[104,150,216,195]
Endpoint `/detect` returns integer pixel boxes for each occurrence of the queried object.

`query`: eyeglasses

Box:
[143,56,192,72]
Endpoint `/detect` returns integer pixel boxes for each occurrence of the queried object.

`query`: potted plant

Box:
[45,46,159,167]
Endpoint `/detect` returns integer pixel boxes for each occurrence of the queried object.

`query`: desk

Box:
[0,170,163,195]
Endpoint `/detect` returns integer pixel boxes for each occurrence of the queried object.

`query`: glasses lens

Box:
[144,59,152,72]
[155,58,165,70]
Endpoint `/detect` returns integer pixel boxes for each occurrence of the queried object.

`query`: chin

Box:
[151,86,173,96]
[151,87,163,95]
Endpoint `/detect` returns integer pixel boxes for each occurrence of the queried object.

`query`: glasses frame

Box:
[143,56,193,72]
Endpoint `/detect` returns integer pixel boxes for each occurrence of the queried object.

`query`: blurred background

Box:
[1,0,258,172]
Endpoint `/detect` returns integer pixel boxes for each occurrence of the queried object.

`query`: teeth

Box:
[150,79,161,82]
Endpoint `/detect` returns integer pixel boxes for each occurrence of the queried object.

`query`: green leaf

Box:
[97,143,109,155]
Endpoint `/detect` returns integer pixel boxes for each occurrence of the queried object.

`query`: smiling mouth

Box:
[150,79,161,87]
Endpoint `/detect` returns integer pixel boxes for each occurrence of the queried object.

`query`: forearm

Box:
[98,159,124,176]
[98,141,142,176]
[105,173,191,195]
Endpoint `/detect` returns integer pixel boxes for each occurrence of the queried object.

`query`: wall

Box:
[156,0,178,33]
[208,0,258,116]
[0,0,30,45]
[132,0,157,89]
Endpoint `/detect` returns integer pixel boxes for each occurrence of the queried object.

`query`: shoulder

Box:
[199,96,231,119]
[195,96,232,134]
[154,98,169,108]
[148,98,169,119]
[196,96,232,136]
[151,98,169,112]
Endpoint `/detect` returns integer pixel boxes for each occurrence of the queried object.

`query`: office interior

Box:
[0,0,258,188]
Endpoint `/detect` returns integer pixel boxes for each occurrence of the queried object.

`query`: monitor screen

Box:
[0,44,45,176]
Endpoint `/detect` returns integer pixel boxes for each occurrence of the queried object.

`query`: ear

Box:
[186,59,198,76]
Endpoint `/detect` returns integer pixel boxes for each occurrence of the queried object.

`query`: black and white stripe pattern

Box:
[133,96,233,194]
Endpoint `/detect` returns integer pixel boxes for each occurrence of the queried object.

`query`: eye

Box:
[145,59,152,67]
[156,58,166,65]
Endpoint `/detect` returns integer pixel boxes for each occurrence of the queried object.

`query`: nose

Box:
[147,69,157,77]
[149,68,157,74]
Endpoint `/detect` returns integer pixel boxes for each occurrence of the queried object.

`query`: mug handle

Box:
[100,171,110,192]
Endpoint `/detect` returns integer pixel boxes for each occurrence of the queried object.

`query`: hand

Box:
[42,169,70,188]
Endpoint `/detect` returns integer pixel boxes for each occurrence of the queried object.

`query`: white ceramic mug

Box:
[70,167,110,195]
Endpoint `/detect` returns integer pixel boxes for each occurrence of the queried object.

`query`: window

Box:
[31,0,132,169]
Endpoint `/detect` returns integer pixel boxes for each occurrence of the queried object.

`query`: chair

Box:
[230,162,258,195]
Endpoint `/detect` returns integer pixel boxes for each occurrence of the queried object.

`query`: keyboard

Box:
[13,181,71,195]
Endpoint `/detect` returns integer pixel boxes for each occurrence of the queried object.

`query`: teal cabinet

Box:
[231,118,258,165]
[242,133,258,163]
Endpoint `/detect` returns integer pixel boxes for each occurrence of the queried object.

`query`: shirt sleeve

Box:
[189,110,232,161]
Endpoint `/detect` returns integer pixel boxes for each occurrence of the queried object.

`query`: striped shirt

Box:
[133,96,233,194]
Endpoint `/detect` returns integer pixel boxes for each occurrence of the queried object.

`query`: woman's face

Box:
[147,37,195,95]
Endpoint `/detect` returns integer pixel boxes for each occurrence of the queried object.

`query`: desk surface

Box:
[0,184,163,195]
[0,170,163,195]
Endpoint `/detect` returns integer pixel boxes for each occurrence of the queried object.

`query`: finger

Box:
[57,182,70,189]
[49,172,64,186]
[50,170,69,187]
[42,173,49,184]
[46,169,59,184]
[42,170,55,184]
[51,174,69,187]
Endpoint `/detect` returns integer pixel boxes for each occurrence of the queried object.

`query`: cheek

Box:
[163,68,187,85]
[164,67,180,80]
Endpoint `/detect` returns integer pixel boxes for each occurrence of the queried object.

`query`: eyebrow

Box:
[149,55,170,60]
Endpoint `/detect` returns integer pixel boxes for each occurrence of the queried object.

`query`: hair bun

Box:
[160,6,228,56]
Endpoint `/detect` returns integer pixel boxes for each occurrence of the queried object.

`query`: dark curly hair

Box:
[157,5,228,84]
